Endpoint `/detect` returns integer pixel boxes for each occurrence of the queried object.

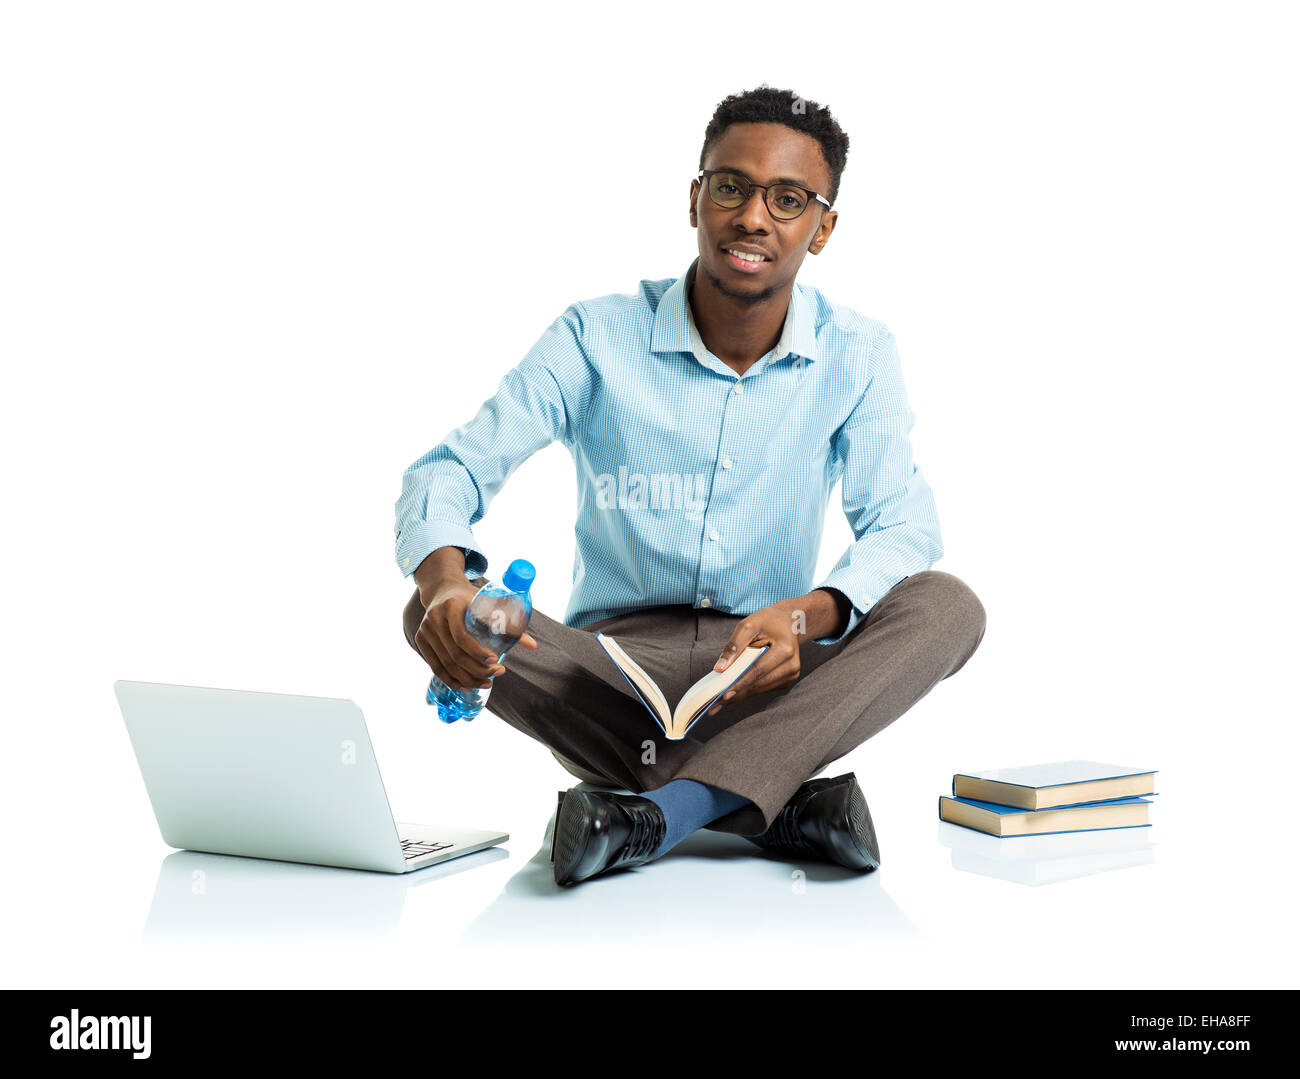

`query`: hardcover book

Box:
[952,760,1157,810]
[938,795,1153,837]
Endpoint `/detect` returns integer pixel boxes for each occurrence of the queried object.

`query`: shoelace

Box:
[766,800,813,853]
[617,802,666,864]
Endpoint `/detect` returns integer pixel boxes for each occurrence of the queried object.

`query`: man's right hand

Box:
[411,548,539,691]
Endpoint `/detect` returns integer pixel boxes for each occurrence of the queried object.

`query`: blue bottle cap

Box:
[502,559,536,594]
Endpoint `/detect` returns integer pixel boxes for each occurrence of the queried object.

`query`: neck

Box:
[687,257,792,377]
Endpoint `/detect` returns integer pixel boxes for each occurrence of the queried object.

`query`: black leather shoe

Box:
[552,789,666,886]
[747,773,880,871]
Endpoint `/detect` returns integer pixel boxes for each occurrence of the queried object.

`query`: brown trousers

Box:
[403,571,985,837]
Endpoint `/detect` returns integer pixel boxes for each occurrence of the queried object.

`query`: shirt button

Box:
[402,557,411,569]
[721,456,732,469]
[733,383,745,394]
[708,528,719,541]
[700,597,712,608]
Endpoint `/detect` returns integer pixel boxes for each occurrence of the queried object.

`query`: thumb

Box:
[714,638,745,672]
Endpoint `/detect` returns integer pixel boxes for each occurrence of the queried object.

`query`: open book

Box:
[594,630,770,741]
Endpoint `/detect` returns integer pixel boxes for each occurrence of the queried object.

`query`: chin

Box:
[705,261,781,303]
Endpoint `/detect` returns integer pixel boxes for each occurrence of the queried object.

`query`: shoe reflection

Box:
[459,792,921,947]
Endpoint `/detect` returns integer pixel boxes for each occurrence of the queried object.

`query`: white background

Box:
[2,0,1296,989]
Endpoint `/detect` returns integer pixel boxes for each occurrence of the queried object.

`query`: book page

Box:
[594,633,671,735]
[670,644,769,739]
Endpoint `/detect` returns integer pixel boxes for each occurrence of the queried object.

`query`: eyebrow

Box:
[711,165,815,190]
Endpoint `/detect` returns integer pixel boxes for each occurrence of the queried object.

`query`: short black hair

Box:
[698,85,850,207]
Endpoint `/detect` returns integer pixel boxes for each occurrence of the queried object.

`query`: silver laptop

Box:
[114,680,508,873]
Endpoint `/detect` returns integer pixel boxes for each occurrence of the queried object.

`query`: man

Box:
[397,86,985,887]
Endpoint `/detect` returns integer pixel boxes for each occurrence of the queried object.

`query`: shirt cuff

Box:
[394,519,489,580]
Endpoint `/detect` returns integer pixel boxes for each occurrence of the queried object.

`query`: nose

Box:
[730,188,774,233]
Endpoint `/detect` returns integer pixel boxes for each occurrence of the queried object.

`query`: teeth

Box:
[727,249,764,262]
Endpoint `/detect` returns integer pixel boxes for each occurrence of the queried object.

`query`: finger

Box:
[441,611,506,679]
[413,624,442,674]
[427,635,489,692]
[447,608,503,669]
[743,655,802,698]
[713,621,759,672]
[706,657,765,716]
[421,633,476,693]
[713,649,800,712]
[426,620,496,690]
[518,631,539,650]
[707,677,751,715]
[722,642,788,697]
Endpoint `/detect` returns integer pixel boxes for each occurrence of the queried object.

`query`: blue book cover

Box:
[951,796,1152,814]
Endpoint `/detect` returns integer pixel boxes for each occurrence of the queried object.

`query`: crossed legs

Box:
[402,571,986,837]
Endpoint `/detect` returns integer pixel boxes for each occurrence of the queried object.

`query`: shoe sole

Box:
[548,790,566,864]
[552,792,596,886]
[844,778,881,871]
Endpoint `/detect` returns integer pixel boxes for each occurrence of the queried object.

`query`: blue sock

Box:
[640,779,751,857]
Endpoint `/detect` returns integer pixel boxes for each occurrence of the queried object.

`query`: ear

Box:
[689,178,700,228]
[807,209,837,255]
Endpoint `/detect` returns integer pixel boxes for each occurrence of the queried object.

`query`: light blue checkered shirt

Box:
[395,256,943,645]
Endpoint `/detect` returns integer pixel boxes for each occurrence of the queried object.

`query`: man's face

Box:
[690,121,838,304]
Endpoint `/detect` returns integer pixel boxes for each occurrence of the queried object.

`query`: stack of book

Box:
[938,761,1157,837]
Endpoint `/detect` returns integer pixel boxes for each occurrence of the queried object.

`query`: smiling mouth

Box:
[723,248,770,272]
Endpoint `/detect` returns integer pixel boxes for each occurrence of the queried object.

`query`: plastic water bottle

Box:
[426,558,535,724]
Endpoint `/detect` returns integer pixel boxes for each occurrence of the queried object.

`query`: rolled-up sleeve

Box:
[394,303,593,580]
[812,329,943,644]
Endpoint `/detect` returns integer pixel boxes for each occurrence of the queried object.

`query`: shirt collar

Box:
[650,256,819,371]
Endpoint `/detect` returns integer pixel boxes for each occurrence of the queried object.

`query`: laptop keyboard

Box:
[400,838,454,860]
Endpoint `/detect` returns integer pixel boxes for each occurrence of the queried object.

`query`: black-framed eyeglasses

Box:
[695,169,832,221]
